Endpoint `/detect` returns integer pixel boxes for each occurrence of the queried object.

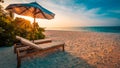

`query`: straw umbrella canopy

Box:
[5,2,55,41]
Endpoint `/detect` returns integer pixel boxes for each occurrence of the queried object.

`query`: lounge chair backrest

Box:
[16,35,51,44]
[16,36,22,40]
[20,37,42,50]
[33,38,51,44]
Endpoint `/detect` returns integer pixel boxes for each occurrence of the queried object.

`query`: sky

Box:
[1,0,120,27]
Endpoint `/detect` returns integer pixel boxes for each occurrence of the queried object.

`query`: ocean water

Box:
[46,26,120,33]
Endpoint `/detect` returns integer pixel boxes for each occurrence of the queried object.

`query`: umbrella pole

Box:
[33,8,36,43]
[32,16,35,42]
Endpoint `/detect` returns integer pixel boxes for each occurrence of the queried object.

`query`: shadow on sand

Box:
[0,47,96,68]
[0,47,16,68]
[21,51,96,68]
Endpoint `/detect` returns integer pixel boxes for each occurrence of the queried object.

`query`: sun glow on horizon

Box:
[14,14,34,23]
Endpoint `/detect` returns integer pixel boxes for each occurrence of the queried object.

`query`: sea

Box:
[46,26,120,33]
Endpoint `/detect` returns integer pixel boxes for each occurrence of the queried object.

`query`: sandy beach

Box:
[44,30,120,68]
[1,0,120,67]
[0,30,120,68]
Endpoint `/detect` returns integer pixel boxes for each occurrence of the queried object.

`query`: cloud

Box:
[4,0,120,27]
[37,0,117,27]
[108,10,120,14]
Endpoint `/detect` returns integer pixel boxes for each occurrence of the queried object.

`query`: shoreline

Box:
[46,29,120,34]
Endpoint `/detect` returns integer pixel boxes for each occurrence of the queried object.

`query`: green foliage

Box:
[0,14,15,47]
[13,17,45,40]
[12,17,31,38]
[0,27,3,33]
[34,31,45,39]
[31,22,45,40]
[0,5,45,47]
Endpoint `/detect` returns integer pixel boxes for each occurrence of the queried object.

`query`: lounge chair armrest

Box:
[16,46,30,52]
[14,43,28,53]
[33,38,52,44]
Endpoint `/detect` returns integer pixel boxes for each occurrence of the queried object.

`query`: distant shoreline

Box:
[45,26,120,33]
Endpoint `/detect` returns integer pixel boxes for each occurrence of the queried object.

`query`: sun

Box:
[14,14,34,24]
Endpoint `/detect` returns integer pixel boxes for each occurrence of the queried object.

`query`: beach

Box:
[1,0,120,67]
[0,30,120,68]
[45,30,120,68]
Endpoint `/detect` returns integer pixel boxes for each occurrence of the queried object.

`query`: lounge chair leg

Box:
[63,45,65,51]
[16,49,21,68]
[17,58,21,68]
[14,44,17,53]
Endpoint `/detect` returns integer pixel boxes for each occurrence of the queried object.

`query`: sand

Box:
[44,30,120,68]
[0,30,120,68]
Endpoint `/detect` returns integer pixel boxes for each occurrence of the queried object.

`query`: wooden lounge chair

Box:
[16,36,65,68]
[14,36,52,53]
